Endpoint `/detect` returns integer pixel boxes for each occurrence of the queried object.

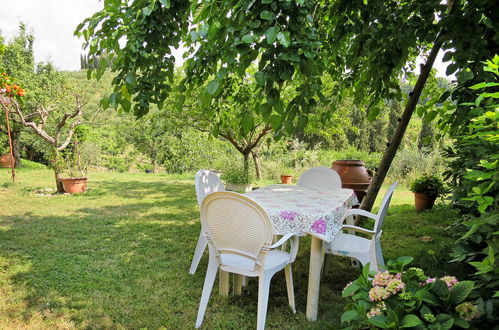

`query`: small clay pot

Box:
[414,193,436,212]
[0,153,14,168]
[280,174,294,184]
[61,178,88,194]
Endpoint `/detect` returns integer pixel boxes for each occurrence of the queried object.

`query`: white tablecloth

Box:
[245,184,358,242]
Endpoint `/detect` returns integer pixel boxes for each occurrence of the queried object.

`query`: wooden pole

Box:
[0,97,15,181]
[357,38,442,222]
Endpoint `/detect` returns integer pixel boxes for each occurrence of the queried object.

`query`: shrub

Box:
[221,164,253,185]
[410,175,446,197]
[341,257,480,329]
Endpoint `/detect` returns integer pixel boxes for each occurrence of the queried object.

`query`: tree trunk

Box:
[357,39,442,224]
[252,151,261,179]
[53,149,65,193]
[10,127,22,168]
[243,152,250,178]
[153,159,159,173]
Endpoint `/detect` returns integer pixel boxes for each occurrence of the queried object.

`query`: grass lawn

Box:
[0,168,463,329]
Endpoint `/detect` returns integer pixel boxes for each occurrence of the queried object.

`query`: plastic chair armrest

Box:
[341,225,375,236]
[270,233,296,249]
[344,208,378,220]
[270,233,299,263]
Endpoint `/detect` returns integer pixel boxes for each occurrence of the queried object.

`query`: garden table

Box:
[226,184,358,321]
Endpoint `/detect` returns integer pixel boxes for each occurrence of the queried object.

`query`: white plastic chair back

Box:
[195,169,225,206]
[201,192,273,272]
[374,182,398,235]
[297,167,342,191]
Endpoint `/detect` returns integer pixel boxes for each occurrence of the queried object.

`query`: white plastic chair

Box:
[297,167,342,191]
[323,182,398,272]
[189,170,225,275]
[196,192,299,330]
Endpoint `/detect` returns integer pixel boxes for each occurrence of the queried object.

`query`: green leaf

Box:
[270,114,281,130]
[449,281,474,304]
[260,10,274,20]
[436,314,454,330]
[241,114,253,136]
[242,33,254,43]
[469,82,499,90]
[99,96,109,109]
[341,310,360,323]
[342,282,360,297]
[207,80,220,96]
[362,262,370,279]
[432,279,449,298]
[368,315,389,328]
[255,71,268,86]
[120,98,131,112]
[415,289,439,305]
[400,314,423,328]
[159,0,170,8]
[457,70,474,82]
[266,88,280,106]
[265,26,278,44]
[453,318,470,328]
[260,103,272,119]
[277,31,291,47]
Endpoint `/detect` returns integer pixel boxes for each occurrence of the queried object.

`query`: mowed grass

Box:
[0,168,462,329]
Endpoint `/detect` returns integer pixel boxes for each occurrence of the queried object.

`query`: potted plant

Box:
[58,138,93,194]
[280,172,294,184]
[341,256,481,329]
[222,165,253,192]
[410,175,445,212]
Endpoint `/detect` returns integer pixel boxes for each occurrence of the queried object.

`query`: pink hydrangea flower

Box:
[440,276,459,289]
[386,279,405,294]
[368,286,391,301]
[372,271,393,287]
[311,218,326,234]
[426,277,436,284]
[456,302,481,321]
[367,302,387,318]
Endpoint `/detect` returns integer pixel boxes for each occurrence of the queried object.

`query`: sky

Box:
[0,0,452,77]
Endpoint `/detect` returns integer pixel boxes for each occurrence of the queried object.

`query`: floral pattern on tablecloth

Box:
[245,184,359,242]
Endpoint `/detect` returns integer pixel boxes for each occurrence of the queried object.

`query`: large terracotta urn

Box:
[332,160,373,202]
[0,153,14,168]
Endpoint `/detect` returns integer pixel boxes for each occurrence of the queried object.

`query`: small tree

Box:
[3,93,86,192]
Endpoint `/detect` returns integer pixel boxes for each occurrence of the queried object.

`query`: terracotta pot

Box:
[332,160,372,202]
[61,177,88,194]
[280,174,294,184]
[414,193,436,212]
[0,153,14,168]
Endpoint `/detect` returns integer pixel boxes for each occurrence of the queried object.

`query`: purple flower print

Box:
[311,218,327,234]
[280,210,298,221]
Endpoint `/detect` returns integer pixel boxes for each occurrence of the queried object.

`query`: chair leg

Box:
[257,273,273,330]
[195,255,218,328]
[284,265,295,313]
[189,231,207,275]
[322,254,332,278]
[242,276,248,287]
[375,241,385,270]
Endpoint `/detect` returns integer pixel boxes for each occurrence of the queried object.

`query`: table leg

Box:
[306,236,325,321]
[234,274,243,295]
[219,270,230,297]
